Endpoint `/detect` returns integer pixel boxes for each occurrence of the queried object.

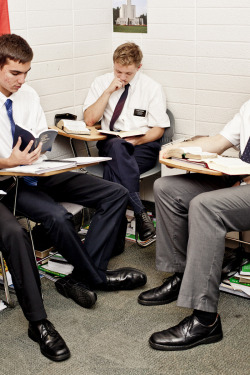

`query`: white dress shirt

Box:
[220,99,250,154]
[83,71,170,132]
[0,83,47,159]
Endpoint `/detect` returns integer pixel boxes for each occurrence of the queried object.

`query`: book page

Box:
[62,157,112,165]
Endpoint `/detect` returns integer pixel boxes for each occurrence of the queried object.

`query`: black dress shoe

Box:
[138,274,182,306]
[102,267,147,291]
[55,276,97,308]
[28,319,70,361]
[135,210,156,241]
[149,314,223,351]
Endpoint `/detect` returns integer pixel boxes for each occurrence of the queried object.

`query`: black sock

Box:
[194,309,217,326]
[175,272,183,279]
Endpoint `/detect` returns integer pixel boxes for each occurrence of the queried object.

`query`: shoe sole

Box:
[138,231,156,242]
[138,294,178,306]
[55,280,97,308]
[149,333,223,351]
[28,329,71,362]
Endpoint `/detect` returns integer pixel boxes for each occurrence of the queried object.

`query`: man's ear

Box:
[137,63,142,71]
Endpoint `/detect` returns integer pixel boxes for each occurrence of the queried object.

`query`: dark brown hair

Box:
[0,34,33,69]
[113,42,143,67]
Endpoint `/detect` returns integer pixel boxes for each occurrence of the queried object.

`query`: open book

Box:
[62,157,112,165]
[1,160,77,175]
[166,146,217,160]
[14,124,58,152]
[171,156,250,175]
[98,129,146,138]
[56,120,90,135]
[1,157,113,175]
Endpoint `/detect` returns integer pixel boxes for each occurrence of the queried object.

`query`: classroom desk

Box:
[50,125,107,142]
[0,161,99,177]
[159,157,223,176]
[50,125,107,157]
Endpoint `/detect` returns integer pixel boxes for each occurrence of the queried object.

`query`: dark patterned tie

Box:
[4,99,16,145]
[241,138,250,163]
[5,99,38,186]
[110,84,130,131]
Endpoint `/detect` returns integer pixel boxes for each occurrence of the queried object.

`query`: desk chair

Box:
[85,109,175,246]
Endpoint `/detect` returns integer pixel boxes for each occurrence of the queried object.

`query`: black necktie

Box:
[241,138,250,163]
[110,84,130,131]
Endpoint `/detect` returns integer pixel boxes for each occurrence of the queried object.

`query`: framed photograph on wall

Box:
[113,0,147,33]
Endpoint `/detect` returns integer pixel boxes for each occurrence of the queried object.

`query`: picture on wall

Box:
[113,0,147,33]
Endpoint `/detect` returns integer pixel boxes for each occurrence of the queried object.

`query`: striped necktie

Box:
[5,99,38,186]
[110,84,130,131]
[241,138,250,163]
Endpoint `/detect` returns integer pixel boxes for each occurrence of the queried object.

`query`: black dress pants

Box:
[0,203,47,322]
[97,137,161,192]
[1,172,128,304]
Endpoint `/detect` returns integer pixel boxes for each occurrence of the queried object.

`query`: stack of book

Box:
[220,261,250,299]
[35,247,54,265]
[38,252,73,279]
[0,258,13,286]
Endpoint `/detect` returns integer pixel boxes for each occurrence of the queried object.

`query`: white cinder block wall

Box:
[8,0,250,201]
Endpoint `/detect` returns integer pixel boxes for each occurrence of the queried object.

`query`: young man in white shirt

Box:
[0,34,147,360]
[138,101,250,351]
[83,43,170,242]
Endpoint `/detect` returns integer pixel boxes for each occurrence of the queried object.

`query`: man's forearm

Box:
[84,91,111,126]
[160,134,234,159]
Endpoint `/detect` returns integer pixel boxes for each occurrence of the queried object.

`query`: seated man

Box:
[138,100,250,350]
[0,34,146,316]
[0,201,70,361]
[83,42,170,241]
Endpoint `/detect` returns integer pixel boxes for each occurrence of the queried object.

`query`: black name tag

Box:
[134,109,146,117]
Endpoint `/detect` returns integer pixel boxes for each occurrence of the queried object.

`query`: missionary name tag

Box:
[134,109,146,117]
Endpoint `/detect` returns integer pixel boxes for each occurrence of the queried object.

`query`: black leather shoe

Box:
[138,274,182,306]
[102,267,147,291]
[55,276,97,308]
[135,210,156,241]
[149,314,223,351]
[28,319,70,361]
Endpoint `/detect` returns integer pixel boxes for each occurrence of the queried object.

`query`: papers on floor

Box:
[0,300,7,311]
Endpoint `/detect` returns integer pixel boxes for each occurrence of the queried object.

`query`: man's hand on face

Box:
[106,77,124,95]
[7,137,42,167]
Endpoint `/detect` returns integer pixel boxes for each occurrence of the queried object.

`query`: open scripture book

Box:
[14,124,58,152]
[165,146,250,175]
[98,129,147,138]
[56,120,90,135]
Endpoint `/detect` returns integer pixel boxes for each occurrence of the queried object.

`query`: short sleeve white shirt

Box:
[83,71,170,132]
[220,99,250,154]
[0,83,47,159]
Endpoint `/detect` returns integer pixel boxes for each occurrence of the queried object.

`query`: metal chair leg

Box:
[0,251,15,308]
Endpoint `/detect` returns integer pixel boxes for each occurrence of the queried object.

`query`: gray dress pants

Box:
[154,173,250,312]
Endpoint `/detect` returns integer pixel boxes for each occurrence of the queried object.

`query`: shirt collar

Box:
[128,70,140,89]
[0,91,8,109]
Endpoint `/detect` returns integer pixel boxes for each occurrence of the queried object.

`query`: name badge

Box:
[134,109,146,117]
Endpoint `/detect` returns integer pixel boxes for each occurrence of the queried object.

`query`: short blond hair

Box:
[113,42,143,67]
